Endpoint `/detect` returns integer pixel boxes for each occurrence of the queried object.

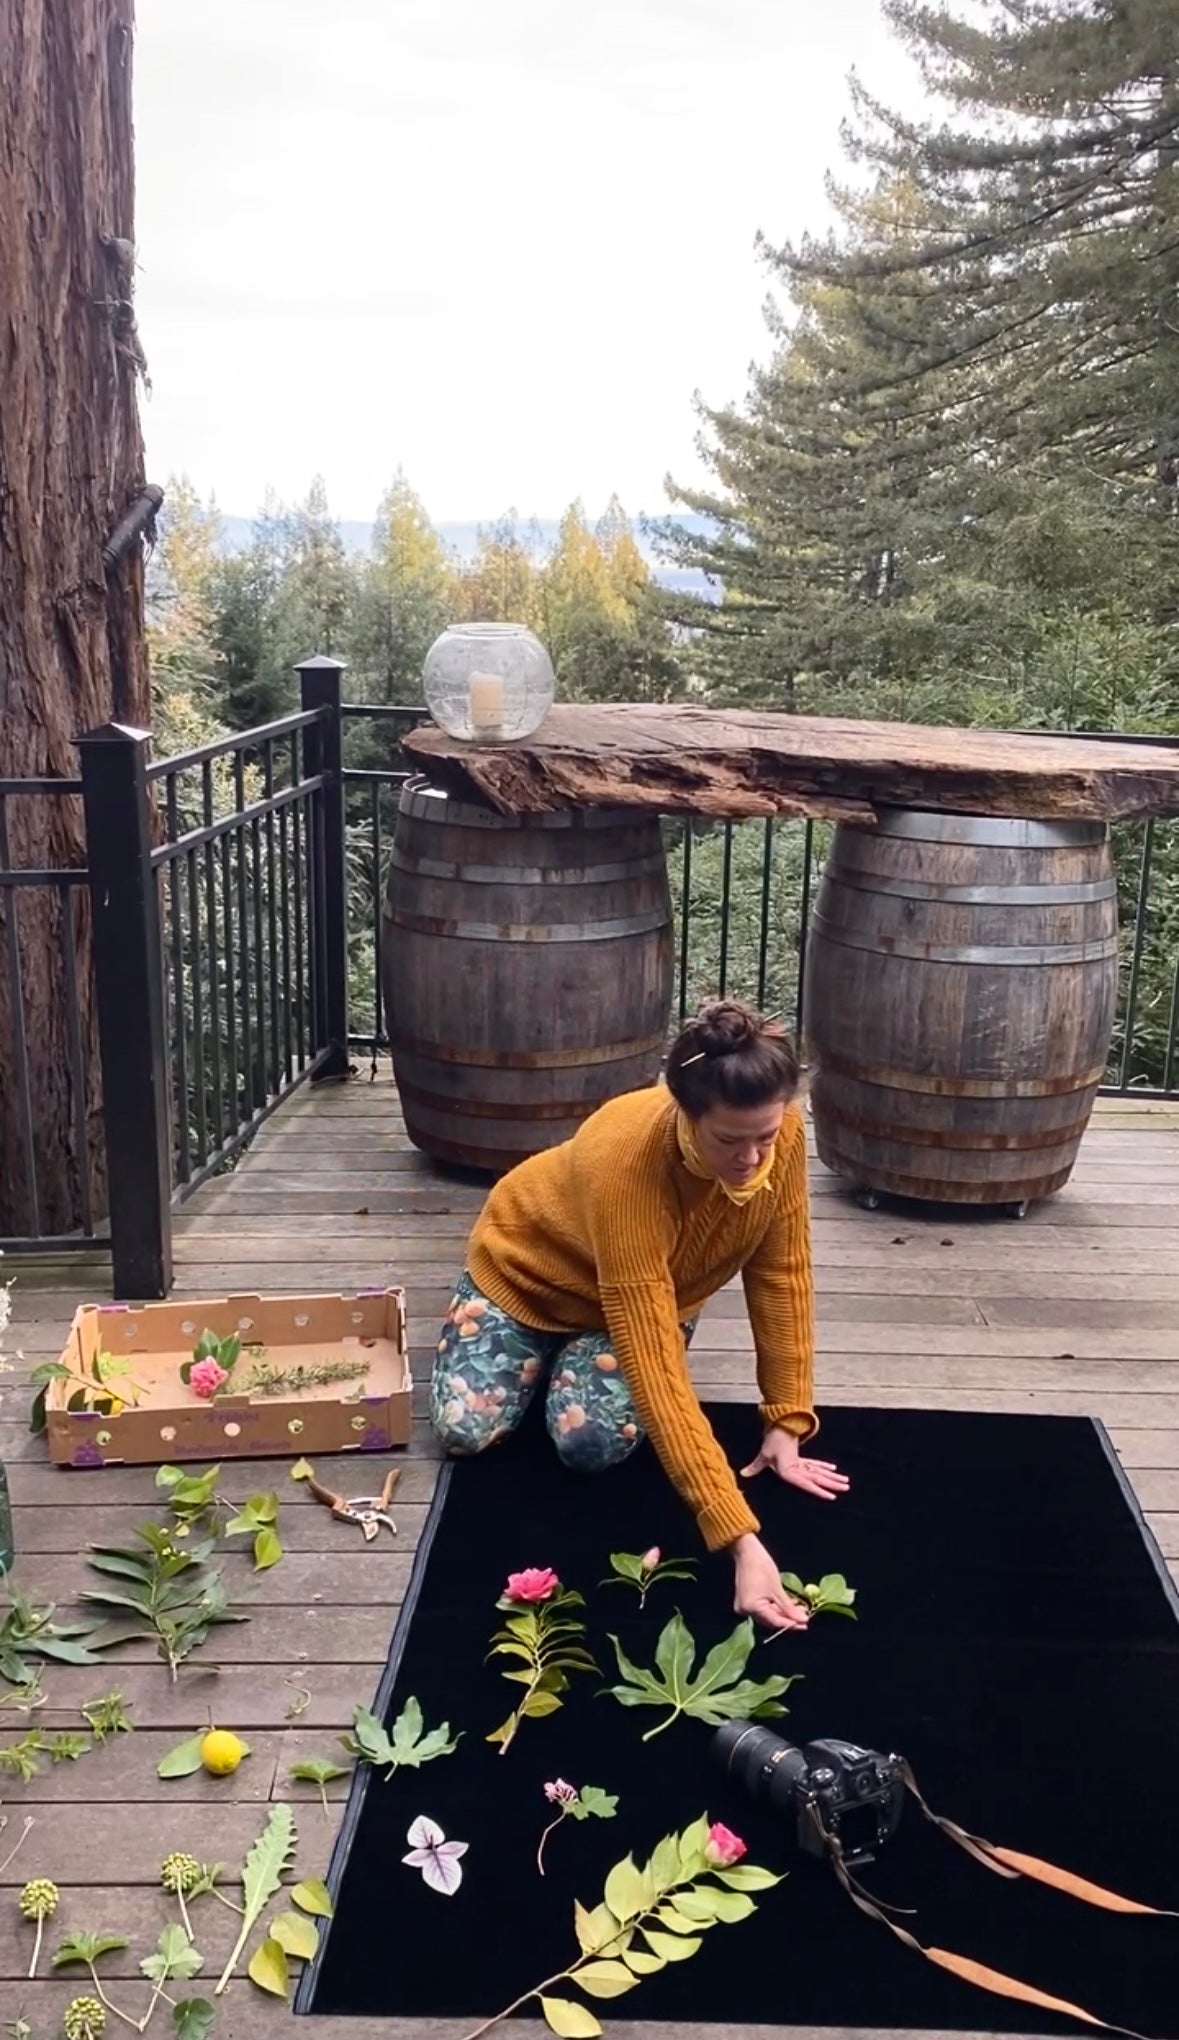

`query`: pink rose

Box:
[504,1567,560,1603]
[640,1546,661,1571]
[705,1822,746,1867]
[544,1779,578,1804]
[189,1357,229,1400]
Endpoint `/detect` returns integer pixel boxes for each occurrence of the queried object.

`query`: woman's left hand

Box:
[741,1426,850,1501]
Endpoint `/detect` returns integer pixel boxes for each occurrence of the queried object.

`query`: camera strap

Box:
[804,1762,1176,2040]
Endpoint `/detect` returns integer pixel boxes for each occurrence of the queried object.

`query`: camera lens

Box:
[712,1722,809,1817]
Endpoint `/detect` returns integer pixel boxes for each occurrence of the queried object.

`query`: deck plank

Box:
[1,1070,1176,2038]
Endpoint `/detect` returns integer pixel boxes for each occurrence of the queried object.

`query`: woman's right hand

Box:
[731,1533,809,1633]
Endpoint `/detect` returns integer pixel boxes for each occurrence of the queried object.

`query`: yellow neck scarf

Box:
[675,1109,777,1207]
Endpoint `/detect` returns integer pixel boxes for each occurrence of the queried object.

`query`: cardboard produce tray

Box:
[45,1289,411,1469]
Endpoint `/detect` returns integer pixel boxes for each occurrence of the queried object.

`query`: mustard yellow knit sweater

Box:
[467,1085,817,1551]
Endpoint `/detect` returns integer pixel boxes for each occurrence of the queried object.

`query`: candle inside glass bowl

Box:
[467,669,506,737]
[422,623,555,743]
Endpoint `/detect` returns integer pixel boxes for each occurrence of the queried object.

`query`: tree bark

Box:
[0,0,151,1237]
[404,705,1179,823]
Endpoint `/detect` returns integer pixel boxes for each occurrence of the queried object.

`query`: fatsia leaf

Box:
[171,1998,215,2040]
[344,1697,459,1777]
[573,1960,639,1999]
[607,1618,796,1739]
[291,1878,334,1918]
[247,1937,290,1998]
[539,1997,601,2038]
[140,1926,204,1984]
[269,1911,319,1961]
[214,1802,296,1996]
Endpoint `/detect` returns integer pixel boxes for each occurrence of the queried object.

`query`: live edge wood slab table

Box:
[403,705,1179,822]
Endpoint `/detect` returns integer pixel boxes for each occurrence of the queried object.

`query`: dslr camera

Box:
[714,1722,905,1867]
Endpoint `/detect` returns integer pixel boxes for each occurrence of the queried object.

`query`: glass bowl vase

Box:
[421,623,555,743]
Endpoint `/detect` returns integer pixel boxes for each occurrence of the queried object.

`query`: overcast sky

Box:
[133,0,919,525]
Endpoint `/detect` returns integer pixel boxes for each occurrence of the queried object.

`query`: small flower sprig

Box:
[779,1572,857,1619]
[601,1546,698,1611]
[460,1813,781,2040]
[486,1569,598,1756]
[537,1780,618,1876]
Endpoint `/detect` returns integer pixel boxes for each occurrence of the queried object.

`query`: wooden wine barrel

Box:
[381,779,673,1172]
[802,811,1120,1210]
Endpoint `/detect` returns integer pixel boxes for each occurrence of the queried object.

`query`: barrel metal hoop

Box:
[395,1076,631,1121]
[815,1150,1076,1203]
[388,846,669,887]
[400,781,629,831]
[823,866,1117,908]
[810,1049,1108,1099]
[812,1097,1094,1152]
[869,812,1108,849]
[810,910,1120,967]
[386,907,671,943]
[389,1029,669,1071]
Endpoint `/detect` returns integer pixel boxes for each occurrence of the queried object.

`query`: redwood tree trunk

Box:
[0,0,151,1236]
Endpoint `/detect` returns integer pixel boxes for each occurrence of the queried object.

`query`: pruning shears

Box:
[305,1465,400,1541]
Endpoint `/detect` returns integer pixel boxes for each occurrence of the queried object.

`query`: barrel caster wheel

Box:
[1003,1200,1030,1221]
[855,1188,882,1212]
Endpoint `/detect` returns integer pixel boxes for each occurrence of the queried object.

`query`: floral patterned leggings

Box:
[430,1271,696,1474]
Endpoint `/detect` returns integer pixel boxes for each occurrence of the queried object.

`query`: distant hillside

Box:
[216,512,722,602]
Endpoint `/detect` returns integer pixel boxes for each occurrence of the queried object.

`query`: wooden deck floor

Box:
[3,1074,1179,2040]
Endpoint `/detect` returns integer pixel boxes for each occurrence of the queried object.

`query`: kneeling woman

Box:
[430,999,848,1631]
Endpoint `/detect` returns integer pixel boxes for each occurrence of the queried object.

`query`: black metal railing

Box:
[1,669,1176,1297]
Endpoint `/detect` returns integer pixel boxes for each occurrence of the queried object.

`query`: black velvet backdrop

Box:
[308,1405,1179,2032]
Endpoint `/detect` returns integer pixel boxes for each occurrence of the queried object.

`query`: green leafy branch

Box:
[81,1527,248,1682]
[341,1697,459,1780]
[460,1813,782,2040]
[600,1548,697,1611]
[155,1466,284,1571]
[607,1614,798,1741]
[1,1729,91,1782]
[28,1348,148,1434]
[0,1590,116,1693]
[487,1588,598,1755]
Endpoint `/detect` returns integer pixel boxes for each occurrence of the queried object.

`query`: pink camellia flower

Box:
[544,1779,578,1805]
[189,1357,229,1400]
[705,1822,747,1868]
[640,1546,661,1571]
[504,1567,560,1603]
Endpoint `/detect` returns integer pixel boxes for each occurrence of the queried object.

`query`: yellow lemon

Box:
[200,1729,248,1777]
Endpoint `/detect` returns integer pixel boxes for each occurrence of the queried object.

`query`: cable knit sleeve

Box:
[588,1171,759,1554]
[740,1108,819,1441]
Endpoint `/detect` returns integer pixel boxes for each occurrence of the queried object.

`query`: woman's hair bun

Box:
[666,998,798,1117]
[688,999,766,1055]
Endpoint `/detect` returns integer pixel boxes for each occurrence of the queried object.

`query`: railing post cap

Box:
[296,654,347,675]
[77,722,152,748]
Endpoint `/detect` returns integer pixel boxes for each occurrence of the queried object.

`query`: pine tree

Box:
[351,472,457,704]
